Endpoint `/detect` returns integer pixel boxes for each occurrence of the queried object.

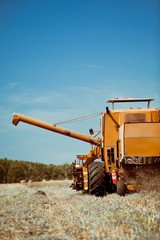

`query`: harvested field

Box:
[0,180,160,240]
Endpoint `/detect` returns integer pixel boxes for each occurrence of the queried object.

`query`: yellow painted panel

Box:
[125,137,160,156]
[151,111,158,122]
[83,166,88,190]
[104,112,119,147]
[112,108,159,124]
[125,123,160,138]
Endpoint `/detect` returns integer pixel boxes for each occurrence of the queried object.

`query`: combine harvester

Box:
[12,98,160,196]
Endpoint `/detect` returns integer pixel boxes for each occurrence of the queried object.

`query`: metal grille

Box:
[125,113,146,123]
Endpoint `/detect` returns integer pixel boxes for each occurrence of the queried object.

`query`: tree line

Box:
[0,158,73,183]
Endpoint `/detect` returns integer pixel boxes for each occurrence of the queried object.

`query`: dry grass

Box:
[0,180,160,240]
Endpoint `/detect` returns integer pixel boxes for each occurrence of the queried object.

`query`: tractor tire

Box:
[88,162,106,197]
[117,180,125,196]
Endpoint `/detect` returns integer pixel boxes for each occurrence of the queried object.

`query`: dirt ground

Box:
[0,180,160,240]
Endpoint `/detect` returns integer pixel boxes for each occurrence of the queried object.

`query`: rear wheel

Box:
[88,162,106,197]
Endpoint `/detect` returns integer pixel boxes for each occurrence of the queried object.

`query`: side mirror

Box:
[89,128,94,135]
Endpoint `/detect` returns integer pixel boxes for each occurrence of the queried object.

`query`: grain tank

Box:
[12,98,160,196]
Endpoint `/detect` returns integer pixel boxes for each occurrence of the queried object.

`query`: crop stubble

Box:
[0,180,159,240]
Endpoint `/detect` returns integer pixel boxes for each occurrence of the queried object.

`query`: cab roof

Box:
[107,98,154,109]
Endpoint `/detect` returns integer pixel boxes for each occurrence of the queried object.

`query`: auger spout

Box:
[12,113,101,146]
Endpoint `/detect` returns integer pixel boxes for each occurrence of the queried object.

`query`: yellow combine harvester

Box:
[12,98,160,196]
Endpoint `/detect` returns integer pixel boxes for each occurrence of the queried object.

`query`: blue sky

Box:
[0,0,159,165]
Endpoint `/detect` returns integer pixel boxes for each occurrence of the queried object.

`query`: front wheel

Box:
[88,162,106,197]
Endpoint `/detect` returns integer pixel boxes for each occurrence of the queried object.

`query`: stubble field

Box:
[0,180,160,240]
